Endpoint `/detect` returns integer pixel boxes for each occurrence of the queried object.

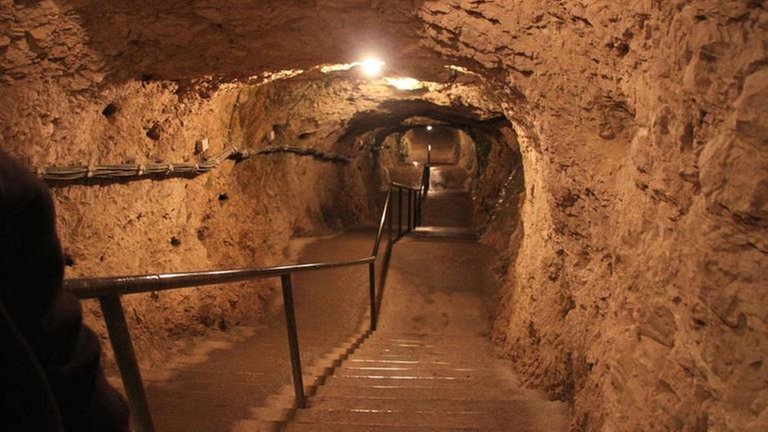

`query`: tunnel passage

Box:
[1,1,766,431]
[402,126,460,165]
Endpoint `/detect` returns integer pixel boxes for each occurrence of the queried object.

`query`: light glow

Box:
[426,126,433,132]
[320,63,356,73]
[385,77,422,91]
[359,57,385,77]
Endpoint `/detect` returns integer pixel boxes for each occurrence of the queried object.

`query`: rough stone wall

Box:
[0,74,362,363]
[470,125,523,242]
[3,0,766,429]
[421,1,768,430]
[0,0,499,366]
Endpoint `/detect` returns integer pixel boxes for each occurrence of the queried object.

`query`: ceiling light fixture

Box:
[359,57,385,77]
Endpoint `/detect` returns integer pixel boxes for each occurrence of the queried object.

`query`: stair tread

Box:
[323,375,509,390]
[307,396,552,412]
[359,341,491,349]
[347,352,499,363]
[283,421,511,432]
[313,385,517,399]
[288,407,541,429]
[409,226,478,240]
[335,366,500,378]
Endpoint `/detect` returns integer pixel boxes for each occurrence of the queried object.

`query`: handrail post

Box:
[368,262,377,331]
[280,274,306,408]
[99,294,155,432]
[397,187,403,238]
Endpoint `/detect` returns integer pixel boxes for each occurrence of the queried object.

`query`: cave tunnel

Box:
[0,1,766,431]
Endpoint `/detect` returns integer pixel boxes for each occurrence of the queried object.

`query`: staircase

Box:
[244,162,568,431]
[111,161,568,431]
[413,164,477,241]
[250,330,567,431]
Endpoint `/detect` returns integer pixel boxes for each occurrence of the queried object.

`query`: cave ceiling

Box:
[66,0,442,83]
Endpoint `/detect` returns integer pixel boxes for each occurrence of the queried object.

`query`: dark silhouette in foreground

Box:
[0,150,129,432]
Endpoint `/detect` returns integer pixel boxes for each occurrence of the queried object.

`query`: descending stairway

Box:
[413,164,477,241]
[252,330,567,431]
[140,161,568,431]
[246,162,568,431]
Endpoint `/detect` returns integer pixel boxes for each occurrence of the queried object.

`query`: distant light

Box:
[412,161,419,166]
[359,57,385,77]
[426,125,433,132]
[386,77,422,91]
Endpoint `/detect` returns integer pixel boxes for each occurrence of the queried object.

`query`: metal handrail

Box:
[64,169,431,432]
[68,257,374,299]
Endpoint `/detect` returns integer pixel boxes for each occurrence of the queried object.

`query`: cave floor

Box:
[130,178,567,431]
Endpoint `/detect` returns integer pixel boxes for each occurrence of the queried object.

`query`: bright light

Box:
[386,77,422,91]
[359,57,385,77]
[426,125,433,132]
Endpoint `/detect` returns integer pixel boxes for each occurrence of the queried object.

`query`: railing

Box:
[65,163,431,432]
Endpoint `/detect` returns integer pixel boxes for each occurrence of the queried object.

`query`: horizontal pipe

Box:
[66,257,374,299]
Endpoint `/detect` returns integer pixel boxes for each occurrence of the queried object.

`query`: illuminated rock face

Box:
[1,1,766,430]
[419,1,768,430]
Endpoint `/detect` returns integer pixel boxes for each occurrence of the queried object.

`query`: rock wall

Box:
[0,74,367,363]
[420,1,768,430]
[470,125,523,245]
[3,0,766,429]
[0,0,500,366]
